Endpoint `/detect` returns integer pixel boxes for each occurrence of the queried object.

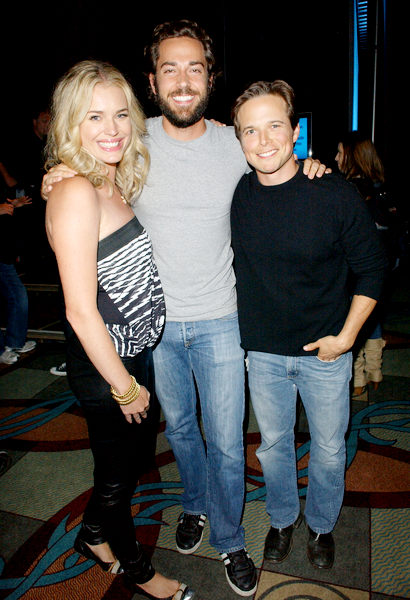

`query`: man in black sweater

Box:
[230,80,386,569]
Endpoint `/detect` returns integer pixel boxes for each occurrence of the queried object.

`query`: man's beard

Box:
[154,85,211,129]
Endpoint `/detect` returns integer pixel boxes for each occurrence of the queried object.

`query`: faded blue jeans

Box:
[153,312,246,553]
[0,262,28,352]
[248,351,352,534]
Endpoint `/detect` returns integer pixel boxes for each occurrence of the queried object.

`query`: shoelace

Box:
[179,514,205,533]
[223,550,253,573]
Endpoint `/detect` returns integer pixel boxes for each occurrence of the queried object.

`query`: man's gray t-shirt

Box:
[133,117,248,321]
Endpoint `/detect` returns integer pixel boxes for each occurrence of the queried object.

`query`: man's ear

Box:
[148,73,157,96]
[208,74,214,92]
[293,123,300,144]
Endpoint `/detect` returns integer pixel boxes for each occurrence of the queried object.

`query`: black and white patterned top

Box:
[97,217,165,357]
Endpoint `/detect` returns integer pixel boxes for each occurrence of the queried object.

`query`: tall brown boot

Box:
[353,346,367,396]
[364,338,386,389]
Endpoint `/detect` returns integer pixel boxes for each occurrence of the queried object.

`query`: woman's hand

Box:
[119,385,151,424]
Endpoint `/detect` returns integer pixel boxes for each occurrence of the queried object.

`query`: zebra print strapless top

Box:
[97,217,165,357]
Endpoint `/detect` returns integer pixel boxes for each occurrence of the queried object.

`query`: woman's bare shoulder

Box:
[49,175,96,199]
[47,176,99,213]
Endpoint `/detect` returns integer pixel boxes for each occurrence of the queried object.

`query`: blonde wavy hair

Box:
[45,60,149,203]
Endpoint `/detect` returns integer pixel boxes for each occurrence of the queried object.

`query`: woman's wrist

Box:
[111,375,141,405]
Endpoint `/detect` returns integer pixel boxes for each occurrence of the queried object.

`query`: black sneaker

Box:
[50,362,67,376]
[220,548,257,597]
[176,512,206,554]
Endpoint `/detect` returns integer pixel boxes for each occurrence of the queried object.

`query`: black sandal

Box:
[122,543,196,599]
[134,582,196,600]
[74,530,122,574]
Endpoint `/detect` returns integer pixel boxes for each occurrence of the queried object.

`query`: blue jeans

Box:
[153,312,246,553]
[0,262,28,352]
[247,351,352,534]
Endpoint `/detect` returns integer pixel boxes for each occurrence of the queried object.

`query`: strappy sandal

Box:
[122,542,196,599]
[74,535,122,574]
[134,582,196,599]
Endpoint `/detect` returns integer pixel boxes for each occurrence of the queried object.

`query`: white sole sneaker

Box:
[50,363,67,376]
[176,513,206,554]
[0,349,19,364]
[221,549,257,597]
[13,341,37,353]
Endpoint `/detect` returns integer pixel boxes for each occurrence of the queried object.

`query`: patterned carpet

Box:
[0,336,409,600]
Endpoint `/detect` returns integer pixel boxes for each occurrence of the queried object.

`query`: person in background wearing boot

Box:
[335,132,396,396]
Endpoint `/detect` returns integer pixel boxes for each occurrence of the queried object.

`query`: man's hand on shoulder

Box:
[209,118,227,127]
[301,157,332,180]
[42,164,77,200]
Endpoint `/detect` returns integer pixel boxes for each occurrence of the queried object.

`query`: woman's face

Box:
[79,83,131,168]
[335,142,344,172]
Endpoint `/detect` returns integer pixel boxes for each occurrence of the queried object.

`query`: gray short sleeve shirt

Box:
[133,118,248,321]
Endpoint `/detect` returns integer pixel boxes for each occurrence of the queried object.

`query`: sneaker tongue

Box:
[229,550,248,567]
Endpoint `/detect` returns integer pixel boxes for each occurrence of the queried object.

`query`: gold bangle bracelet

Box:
[112,384,138,402]
[114,386,141,406]
[111,376,141,405]
[110,375,136,398]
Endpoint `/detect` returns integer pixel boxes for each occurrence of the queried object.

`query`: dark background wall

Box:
[1,0,398,190]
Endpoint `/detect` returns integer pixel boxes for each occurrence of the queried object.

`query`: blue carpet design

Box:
[0,393,408,598]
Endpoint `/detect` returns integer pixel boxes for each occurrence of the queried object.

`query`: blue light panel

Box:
[352,0,368,130]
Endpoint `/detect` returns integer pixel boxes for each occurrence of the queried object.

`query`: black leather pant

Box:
[67,333,159,578]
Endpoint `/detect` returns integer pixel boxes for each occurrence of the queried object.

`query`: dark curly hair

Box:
[145,19,216,77]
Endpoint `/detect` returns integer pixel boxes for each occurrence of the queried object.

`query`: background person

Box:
[45,59,195,600]
[0,196,36,365]
[2,108,54,280]
[335,131,397,396]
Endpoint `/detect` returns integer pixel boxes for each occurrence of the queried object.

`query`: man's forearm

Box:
[303,296,378,361]
[338,294,377,349]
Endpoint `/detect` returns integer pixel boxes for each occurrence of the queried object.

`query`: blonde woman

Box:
[45,60,195,600]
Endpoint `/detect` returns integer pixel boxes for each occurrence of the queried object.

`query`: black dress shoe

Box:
[264,513,302,562]
[307,526,335,569]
